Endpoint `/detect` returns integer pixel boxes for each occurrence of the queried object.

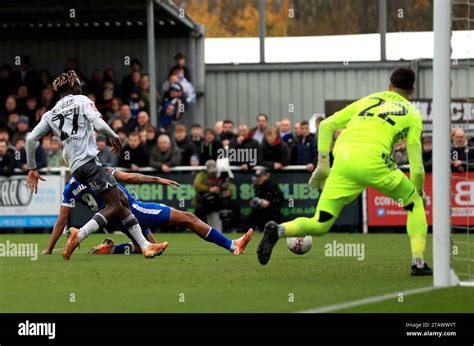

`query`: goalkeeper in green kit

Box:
[257,67,432,276]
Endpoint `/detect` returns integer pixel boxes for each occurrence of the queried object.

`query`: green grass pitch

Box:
[0,233,473,313]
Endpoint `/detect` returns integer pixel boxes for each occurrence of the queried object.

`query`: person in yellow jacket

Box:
[257,67,432,276]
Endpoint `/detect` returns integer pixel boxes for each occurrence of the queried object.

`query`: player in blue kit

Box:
[43,167,253,256]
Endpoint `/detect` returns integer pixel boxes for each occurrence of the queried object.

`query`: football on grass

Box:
[287,236,313,255]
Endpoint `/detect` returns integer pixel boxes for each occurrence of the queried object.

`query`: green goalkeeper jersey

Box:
[318,90,425,194]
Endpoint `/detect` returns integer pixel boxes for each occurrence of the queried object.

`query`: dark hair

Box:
[131,59,141,66]
[390,67,415,91]
[223,120,234,126]
[170,66,183,75]
[175,124,187,132]
[174,52,185,61]
[204,128,215,135]
[191,123,202,129]
[257,113,268,121]
[300,120,310,127]
[52,70,78,94]
[128,131,140,139]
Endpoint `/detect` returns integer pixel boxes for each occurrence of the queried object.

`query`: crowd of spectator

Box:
[0,54,473,176]
[0,53,200,174]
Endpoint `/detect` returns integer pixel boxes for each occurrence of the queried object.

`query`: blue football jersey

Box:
[62,177,135,211]
[61,169,170,233]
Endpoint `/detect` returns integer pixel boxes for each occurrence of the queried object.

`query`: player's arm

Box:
[92,118,121,154]
[43,206,71,254]
[309,100,361,189]
[406,121,425,196]
[25,115,51,193]
[113,170,180,187]
[83,98,122,154]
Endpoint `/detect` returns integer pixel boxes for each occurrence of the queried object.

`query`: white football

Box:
[287,236,313,255]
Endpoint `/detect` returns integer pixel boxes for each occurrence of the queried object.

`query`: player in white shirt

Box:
[25,70,165,259]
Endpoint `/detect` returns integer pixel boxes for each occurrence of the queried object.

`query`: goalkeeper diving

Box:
[257,67,432,276]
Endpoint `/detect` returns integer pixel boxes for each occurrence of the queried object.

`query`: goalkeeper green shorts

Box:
[319,149,417,216]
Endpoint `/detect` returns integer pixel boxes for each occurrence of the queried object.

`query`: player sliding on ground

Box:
[43,166,253,256]
[26,70,164,259]
[257,67,432,276]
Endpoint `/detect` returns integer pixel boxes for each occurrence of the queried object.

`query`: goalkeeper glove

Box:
[308,154,330,190]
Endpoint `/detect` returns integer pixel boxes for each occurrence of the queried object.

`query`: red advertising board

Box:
[367,172,474,226]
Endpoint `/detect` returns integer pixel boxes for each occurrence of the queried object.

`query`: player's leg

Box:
[279,197,347,237]
[89,230,162,255]
[130,199,253,255]
[257,168,364,265]
[66,186,157,258]
[113,230,159,254]
[167,208,253,254]
[64,162,160,259]
[378,174,431,275]
[74,185,123,242]
[64,162,124,259]
[70,184,151,249]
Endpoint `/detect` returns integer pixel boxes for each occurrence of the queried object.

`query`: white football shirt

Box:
[42,94,101,172]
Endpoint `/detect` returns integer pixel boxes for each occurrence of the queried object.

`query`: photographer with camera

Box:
[192,160,235,230]
[247,167,284,232]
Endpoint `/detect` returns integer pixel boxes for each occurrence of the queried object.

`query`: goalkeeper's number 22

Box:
[358,97,408,125]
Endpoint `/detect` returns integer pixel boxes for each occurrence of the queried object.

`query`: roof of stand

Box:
[0,0,202,39]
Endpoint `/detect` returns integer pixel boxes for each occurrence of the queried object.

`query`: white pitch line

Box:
[298,286,439,313]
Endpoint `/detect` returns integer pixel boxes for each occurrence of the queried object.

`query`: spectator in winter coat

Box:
[293,120,318,171]
[261,128,290,170]
[174,124,197,166]
[149,134,181,173]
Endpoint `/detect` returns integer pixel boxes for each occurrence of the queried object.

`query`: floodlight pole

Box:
[378,0,387,61]
[432,0,452,287]
[258,0,265,63]
[147,0,158,127]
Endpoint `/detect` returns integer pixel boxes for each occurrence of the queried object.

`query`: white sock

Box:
[78,219,100,242]
[128,224,151,249]
[278,225,285,237]
[78,213,108,243]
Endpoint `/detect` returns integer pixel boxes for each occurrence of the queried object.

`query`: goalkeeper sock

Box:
[406,193,428,262]
[204,227,234,251]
